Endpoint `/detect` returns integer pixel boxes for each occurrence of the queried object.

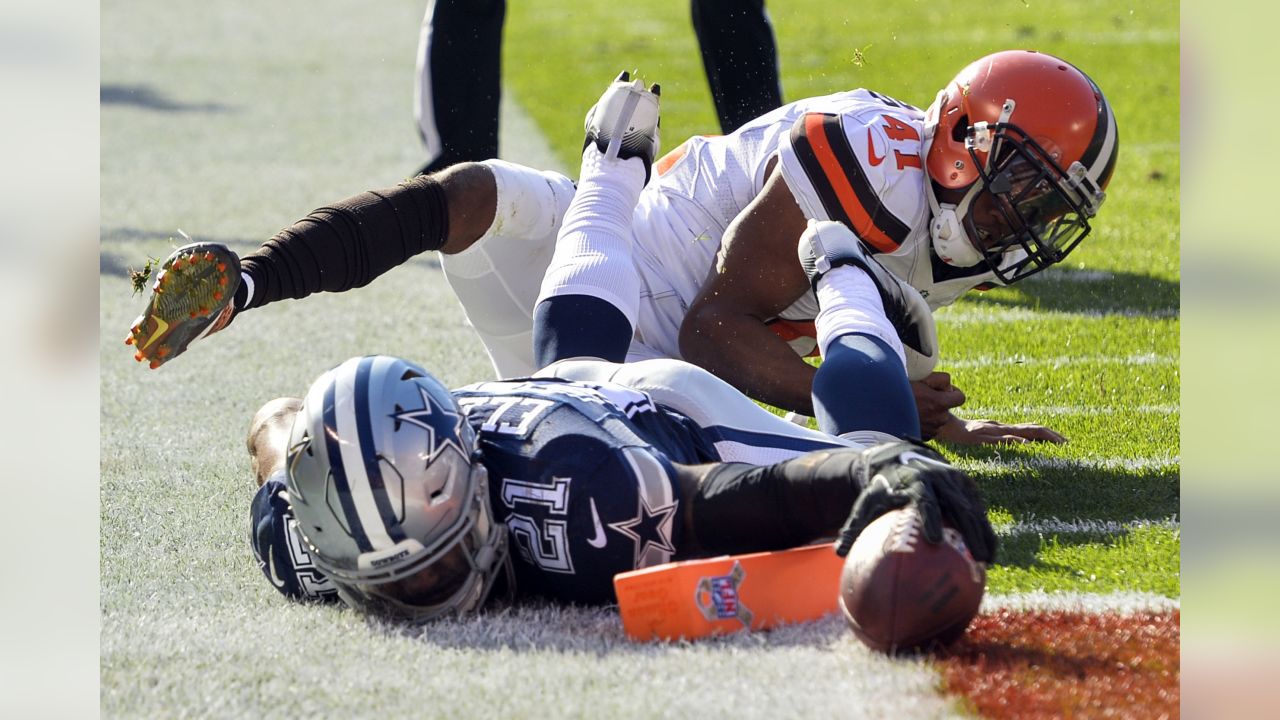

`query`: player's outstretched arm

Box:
[532,72,660,367]
[679,164,817,414]
[680,442,996,563]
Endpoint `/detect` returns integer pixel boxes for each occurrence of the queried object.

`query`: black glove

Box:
[835,441,997,564]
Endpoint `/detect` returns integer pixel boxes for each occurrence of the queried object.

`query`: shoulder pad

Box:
[778,111,927,254]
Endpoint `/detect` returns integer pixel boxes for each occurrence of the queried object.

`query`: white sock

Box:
[814,265,906,369]
[474,159,576,245]
[535,145,646,327]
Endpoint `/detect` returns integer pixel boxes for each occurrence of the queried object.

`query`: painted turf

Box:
[102,1,1179,716]
[99,3,964,716]
[939,609,1180,719]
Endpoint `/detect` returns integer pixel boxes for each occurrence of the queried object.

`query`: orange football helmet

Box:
[923,50,1118,283]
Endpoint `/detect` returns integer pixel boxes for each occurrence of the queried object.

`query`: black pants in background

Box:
[415,0,782,175]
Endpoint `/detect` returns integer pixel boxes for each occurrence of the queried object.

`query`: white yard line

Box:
[889,28,1179,46]
[996,516,1179,537]
[962,454,1180,473]
[982,590,1180,614]
[943,352,1177,369]
[1023,270,1116,283]
[961,403,1179,417]
[935,305,1180,325]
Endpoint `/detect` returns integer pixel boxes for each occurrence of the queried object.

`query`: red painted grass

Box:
[937,609,1179,719]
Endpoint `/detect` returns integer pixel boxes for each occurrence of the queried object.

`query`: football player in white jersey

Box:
[681,50,1116,444]
[127,51,1116,446]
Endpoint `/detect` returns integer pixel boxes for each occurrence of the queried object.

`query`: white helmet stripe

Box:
[332,357,396,551]
[1087,100,1118,183]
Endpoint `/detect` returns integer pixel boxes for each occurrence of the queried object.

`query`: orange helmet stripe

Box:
[794,113,907,253]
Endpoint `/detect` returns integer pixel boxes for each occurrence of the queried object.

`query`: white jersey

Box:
[445,93,1006,379]
[625,89,1002,360]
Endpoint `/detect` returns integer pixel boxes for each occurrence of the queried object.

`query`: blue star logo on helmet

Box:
[391,384,469,462]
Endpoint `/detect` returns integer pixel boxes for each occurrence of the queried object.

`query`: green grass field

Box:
[101,0,1178,715]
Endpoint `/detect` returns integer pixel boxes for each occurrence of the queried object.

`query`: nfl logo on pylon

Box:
[694,561,753,627]
[710,576,738,619]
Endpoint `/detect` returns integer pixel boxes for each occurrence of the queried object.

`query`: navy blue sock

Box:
[533,294,633,368]
[812,332,921,440]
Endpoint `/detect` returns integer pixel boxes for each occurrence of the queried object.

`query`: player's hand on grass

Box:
[934,416,1067,445]
[836,441,997,563]
[914,372,1067,445]
[912,372,966,439]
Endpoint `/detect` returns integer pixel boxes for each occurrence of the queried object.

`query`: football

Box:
[838,507,986,654]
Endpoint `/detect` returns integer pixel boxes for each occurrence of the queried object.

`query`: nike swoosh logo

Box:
[866,130,885,167]
[586,498,607,548]
[142,316,168,350]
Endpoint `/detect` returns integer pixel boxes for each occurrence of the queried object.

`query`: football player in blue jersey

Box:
[249,354,996,621]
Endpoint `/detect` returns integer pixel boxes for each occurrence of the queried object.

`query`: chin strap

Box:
[926,185,985,268]
[922,97,1022,270]
[921,89,984,268]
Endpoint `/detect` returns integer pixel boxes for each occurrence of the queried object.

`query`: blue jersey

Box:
[251,376,718,606]
[250,474,340,602]
[454,377,718,604]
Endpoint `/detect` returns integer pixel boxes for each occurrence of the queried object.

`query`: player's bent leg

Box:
[813,333,921,442]
[246,396,302,488]
[530,74,660,366]
[799,219,938,380]
[440,159,576,377]
[237,173,459,310]
[128,165,503,369]
[809,264,921,441]
[533,295,633,365]
[798,220,933,440]
[539,358,854,463]
[237,161,513,311]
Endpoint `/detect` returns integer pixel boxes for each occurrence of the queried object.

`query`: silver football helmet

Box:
[285,355,511,623]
